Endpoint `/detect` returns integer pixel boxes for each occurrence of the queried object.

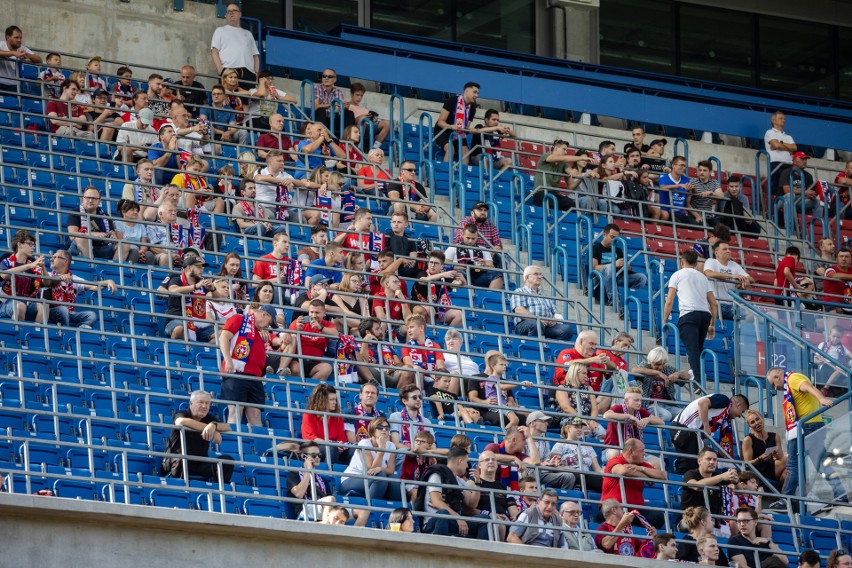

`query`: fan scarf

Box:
[180,272,208,341]
[228,311,256,373]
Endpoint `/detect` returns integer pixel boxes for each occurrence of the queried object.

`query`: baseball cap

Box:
[472,201,488,210]
[158,122,175,134]
[92,88,108,98]
[257,305,278,320]
[311,276,332,286]
[792,151,810,160]
[182,256,208,267]
[87,56,103,65]
[649,138,668,147]
[561,416,587,427]
[138,108,154,126]
[526,410,549,425]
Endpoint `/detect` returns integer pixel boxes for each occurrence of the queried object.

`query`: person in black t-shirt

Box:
[286,441,337,521]
[469,449,518,540]
[434,82,479,164]
[383,211,420,279]
[728,507,788,568]
[161,390,232,482]
[469,109,516,170]
[680,448,739,516]
[591,223,647,305]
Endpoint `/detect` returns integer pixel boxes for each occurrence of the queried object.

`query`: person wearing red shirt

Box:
[252,232,302,305]
[399,314,446,389]
[822,249,852,314]
[596,331,634,398]
[333,207,382,266]
[372,273,411,325]
[601,439,666,528]
[773,246,804,305]
[255,113,294,160]
[46,79,95,138]
[300,383,352,464]
[369,250,406,296]
[553,330,610,413]
[219,305,280,427]
[282,299,337,380]
[595,499,652,556]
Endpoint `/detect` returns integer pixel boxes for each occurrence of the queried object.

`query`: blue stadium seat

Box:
[242,497,286,518]
[65,447,109,472]
[52,477,99,500]
[96,470,144,505]
[148,487,194,509]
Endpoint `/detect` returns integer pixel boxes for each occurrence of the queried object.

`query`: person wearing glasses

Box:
[0,230,45,323]
[510,265,576,341]
[741,409,787,489]
[286,440,337,522]
[389,384,434,453]
[44,250,117,329]
[559,501,599,551]
[340,416,401,502]
[728,507,787,568]
[314,68,355,130]
[211,3,259,89]
[66,187,122,260]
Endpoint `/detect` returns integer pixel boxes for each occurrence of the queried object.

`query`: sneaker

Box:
[277,367,291,377]
[265,365,275,375]
[79,324,93,329]
[372,141,382,149]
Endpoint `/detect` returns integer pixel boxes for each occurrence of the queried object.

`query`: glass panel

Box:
[758,16,835,98]
[455,0,535,54]
[678,5,754,87]
[599,0,675,75]
[839,27,852,102]
[243,0,284,29]
[371,0,453,41]
[801,408,851,508]
[293,0,358,34]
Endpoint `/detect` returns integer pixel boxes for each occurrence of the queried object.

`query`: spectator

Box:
[356,148,390,196]
[44,250,116,328]
[658,156,700,225]
[234,178,285,237]
[67,187,121,260]
[389,384,434,453]
[469,109,516,169]
[742,409,787,488]
[0,230,45,323]
[397,313,448,389]
[411,250,465,326]
[717,175,761,235]
[46,79,95,139]
[347,82,391,149]
[209,83,247,147]
[523,411,577,490]
[400,430,438,500]
[507,488,567,548]
[680,447,739,517]
[815,325,852,395]
[444,223,504,289]
[698,535,722,565]
[387,507,415,532]
[592,223,648,306]
[704,241,755,320]
[627,126,651,153]
[511,266,576,341]
[256,113,293,160]
[465,351,525,427]
[822,250,852,314]
[764,111,796,195]
[171,154,224,214]
[663,248,718,383]
[554,363,604,437]
[247,70,297,130]
[217,253,246,305]
[164,256,215,342]
[417,446,488,539]
[595,498,651,556]
[553,330,609,413]
[355,318,403,387]
[38,52,65,99]
[0,25,41,92]
[483,426,547,493]
[559,500,599,552]
[383,212,420,278]
[372,273,412,327]
[305,241,344,288]
[115,107,157,163]
[286,440,337,522]
[145,73,170,118]
[764,367,846,501]
[678,506,731,565]
[385,160,435,221]
[453,201,503,267]
[799,550,821,568]
[631,346,689,422]
[210,3,259,88]
[205,277,238,326]
[120,90,149,124]
[778,152,820,217]
[443,328,480,394]
[469,450,516,537]
[113,199,153,264]
[827,550,852,568]
[299,382,351,464]
[88,87,124,142]
[434,81,479,164]
[813,238,837,283]
[773,246,804,304]
[340,416,400,501]
[532,139,590,210]
[253,149,295,221]
[251,231,302,304]
[345,381,383,444]
[601,438,667,528]
[172,65,206,116]
[148,124,181,185]
[602,387,664,458]
[281,299,337,380]
[671,393,750,474]
[313,68,354,130]
[322,505,350,525]
[728,507,787,568]
[654,533,679,561]
[550,416,605,492]
[690,160,723,225]
[294,122,347,179]
[168,100,211,157]
[597,331,634,392]
[218,304,279,427]
[160,390,233,483]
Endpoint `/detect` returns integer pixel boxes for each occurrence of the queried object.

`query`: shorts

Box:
[164,319,216,342]
[220,374,266,405]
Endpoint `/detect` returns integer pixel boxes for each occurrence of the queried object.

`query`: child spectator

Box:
[110,65,136,108]
[38,52,65,99]
[84,56,107,91]
[348,83,390,149]
[400,430,437,501]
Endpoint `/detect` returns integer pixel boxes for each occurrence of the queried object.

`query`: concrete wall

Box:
[4,0,220,79]
[0,492,667,568]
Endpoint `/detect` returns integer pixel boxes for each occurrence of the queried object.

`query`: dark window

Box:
[599,0,675,75]
[455,0,535,54]
[371,0,453,41]
[836,27,852,101]
[293,0,358,34]
[758,16,835,98]
[678,4,754,87]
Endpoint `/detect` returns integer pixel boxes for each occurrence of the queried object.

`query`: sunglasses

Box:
[401,168,416,172]
[302,452,322,459]
[409,394,422,400]
[322,74,336,79]
[376,425,390,431]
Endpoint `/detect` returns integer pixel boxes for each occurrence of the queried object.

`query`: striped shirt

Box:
[510,285,557,323]
[689,177,720,212]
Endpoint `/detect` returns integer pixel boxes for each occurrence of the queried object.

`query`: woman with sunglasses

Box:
[340,416,400,502]
[286,440,337,522]
[828,550,852,568]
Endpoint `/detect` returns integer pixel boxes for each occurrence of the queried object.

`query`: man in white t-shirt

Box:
[115,108,158,163]
[763,111,797,196]
[663,249,717,386]
[0,25,41,92]
[703,242,754,320]
[210,3,259,89]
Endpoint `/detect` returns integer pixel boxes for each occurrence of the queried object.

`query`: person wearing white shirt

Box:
[763,111,797,195]
[210,3,260,89]
[663,249,718,385]
[340,417,400,502]
[0,26,41,92]
[703,242,754,320]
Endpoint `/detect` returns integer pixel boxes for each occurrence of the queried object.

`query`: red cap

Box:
[792,151,809,160]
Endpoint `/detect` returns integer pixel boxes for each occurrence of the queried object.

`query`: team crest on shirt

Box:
[619,541,636,556]
[234,339,250,359]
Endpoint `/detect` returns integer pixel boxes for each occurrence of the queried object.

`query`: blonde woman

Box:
[554,363,604,437]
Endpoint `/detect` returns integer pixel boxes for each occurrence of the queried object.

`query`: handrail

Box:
[673,137,689,164]
[328,96,346,140]
[755,149,771,214]
[300,79,315,121]
[699,347,720,393]
[417,112,434,165]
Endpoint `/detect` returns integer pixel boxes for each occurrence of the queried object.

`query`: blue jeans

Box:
[577,195,609,212]
[243,222,287,238]
[719,303,735,320]
[599,264,647,304]
[514,318,576,341]
[783,421,847,500]
[49,306,97,328]
[340,471,401,501]
[422,510,490,540]
[68,241,116,260]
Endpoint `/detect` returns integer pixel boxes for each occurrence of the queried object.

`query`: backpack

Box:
[412,463,463,530]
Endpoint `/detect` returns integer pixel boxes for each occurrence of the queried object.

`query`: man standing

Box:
[663,249,718,384]
[453,201,503,266]
[511,266,576,341]
[626,126,651,153]
[559,501,599,552]
[601,438,667,528]
[161,390,233,483]
[703,241,754,320]
[0,25,41,92]
[680,447,739,516]
[764,111,796,195]
[211,3,259,89]
[434,81,479,164]
[45,250,117,329]
[773,246,804,303]
[671,393,750,474]
[507,489,568,548]
[592,223,647,306]
[219,304,279,427]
